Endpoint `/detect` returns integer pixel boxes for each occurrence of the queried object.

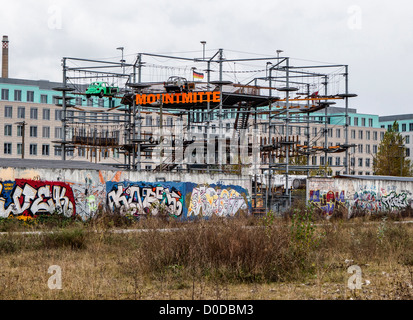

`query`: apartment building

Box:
[379,114,413,163]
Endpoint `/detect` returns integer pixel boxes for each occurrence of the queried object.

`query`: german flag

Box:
[193,70,204,79]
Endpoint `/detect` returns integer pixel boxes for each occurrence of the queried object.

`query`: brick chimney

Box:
[2,35,9,78]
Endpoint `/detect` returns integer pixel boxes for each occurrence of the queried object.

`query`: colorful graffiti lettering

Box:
[106,182,184,217]
[309,190,346,217]
[0,175,251,220]
[381,191,408,211]
[352,190,409,212]
[353,190,382,211]
[69,171,123,220]
[188,186,248,217]
[0,179,75,218]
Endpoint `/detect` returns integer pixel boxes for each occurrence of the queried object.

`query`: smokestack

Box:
[2,35,9,78]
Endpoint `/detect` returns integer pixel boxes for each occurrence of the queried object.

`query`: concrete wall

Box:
[307,177,413,218]
[0,166,251,220]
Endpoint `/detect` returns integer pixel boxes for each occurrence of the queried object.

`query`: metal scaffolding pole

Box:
[62,58,67,161]
[344,65,349,174]
[323,75,328,176]
[285,58,291,206]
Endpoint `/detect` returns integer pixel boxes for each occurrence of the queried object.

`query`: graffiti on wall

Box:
[70,171,123,220]
[106,182,184,217]
[188,186,248,217]
[0,179,75,219]
[353,188,410,212]
[0,175,251,220]
[309,190,346,217]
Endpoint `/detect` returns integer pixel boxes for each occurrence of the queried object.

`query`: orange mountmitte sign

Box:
[136,91,221,105]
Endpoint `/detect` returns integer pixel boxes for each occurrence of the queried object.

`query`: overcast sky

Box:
[1,0,412,116]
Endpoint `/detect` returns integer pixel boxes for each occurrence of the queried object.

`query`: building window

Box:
[336,129,341,139]
[358,158,363,167]
[354,117,358,126]
[350,158,355,167]
[17,125,23,137]
[365,158,370,167]
[78,147,85,157]
[373,145,378,154]
[100,148,109,158]
[145,116,152,127]
[42,126,50,138]
[320,156,325,166]
[17,143,22,155]
[373,131,378,141]
[406,148,411,157]
[54,147,62,156]
[4,143,12,155]
[30,107,38,120]
[366,144,371,154]
[410,123,413,132]
[29,144,37,156]
[358,130,363,139]
[351,130,356,139]
[43,108,50,120]
[27,91,34,102]
[17,107,25,119]
[362,118,366,127]
[4,106,12,118]
[312,156,317,165]
[313,127,317,136]
[402,123,407,132]
[42,144,50,156]
[328,128,333,138]
[55,110,63,121]
[366,131,370,140]
[380,132,384,140]
[328,157,332,166]
[1,89,9,100]
[406,135,410,144]
[4,124,12,136]
[40,95,48,104]
[369,118,373,127]
[335,157,341,166]
[14,90,22,101]
[30,126,38,137]
[358,144,363,154]
[55,127,63,139]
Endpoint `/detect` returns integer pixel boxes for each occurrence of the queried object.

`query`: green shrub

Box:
[41,228,87,250]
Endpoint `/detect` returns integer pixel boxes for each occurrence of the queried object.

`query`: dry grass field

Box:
[1,208,413,300]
